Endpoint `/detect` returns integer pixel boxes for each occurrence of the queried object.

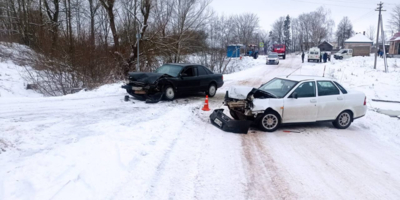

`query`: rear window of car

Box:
[333,81,348,94]
[197,66,207,76]
[317,81,340,96]
[203,66,213,74]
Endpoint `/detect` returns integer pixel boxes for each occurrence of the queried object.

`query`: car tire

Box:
[283,55,286,59]
[206,83,217,97]
[332,111,352,129]
[258,111,280,132]
[163,85,175,101]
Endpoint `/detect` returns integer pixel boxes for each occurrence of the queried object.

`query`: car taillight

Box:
[222,75,223,81]
[364,97,366,105]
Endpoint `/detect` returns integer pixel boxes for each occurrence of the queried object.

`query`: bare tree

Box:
[388,4,400,33]
[336,16,354,48]
[99,0,118,51]
[43,0,60,53]
[366,25,375,41]
[271,17,284,44]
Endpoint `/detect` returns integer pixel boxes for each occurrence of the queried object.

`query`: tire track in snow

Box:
[240,133,296,200]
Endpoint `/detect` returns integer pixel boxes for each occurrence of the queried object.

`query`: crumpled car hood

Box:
[227,86,254,100]
[128,72,172,85]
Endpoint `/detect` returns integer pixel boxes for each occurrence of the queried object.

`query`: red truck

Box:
[272,44,286,59]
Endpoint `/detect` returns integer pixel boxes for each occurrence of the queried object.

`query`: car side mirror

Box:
[292,92,298,99]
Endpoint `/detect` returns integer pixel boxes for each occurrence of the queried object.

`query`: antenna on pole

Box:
[373,2,385,70]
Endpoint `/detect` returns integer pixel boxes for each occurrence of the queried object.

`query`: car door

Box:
[316,81,344,121]
[197,66,210,91]
[179,66,200,92]
[283,81,318,123]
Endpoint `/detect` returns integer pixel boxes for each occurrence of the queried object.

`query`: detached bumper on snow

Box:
[209,109,252,134]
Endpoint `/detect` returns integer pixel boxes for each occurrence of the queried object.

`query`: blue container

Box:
[227,45,241,58]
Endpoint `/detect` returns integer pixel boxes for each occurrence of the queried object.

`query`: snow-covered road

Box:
[1,55,400,200]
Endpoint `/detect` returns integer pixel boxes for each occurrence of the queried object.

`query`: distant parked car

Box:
[334,49,353,60]
[266,52,279,65]
[308,47,321,62]
[122,64,224,103]
[224,76,367,132]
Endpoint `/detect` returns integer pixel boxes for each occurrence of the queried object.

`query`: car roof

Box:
[165,63,201,67]
[277,75,334,82]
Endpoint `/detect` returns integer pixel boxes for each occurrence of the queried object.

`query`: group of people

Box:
[301,52,330,63]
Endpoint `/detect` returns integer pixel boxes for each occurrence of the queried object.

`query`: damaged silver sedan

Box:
[211,76,367,132]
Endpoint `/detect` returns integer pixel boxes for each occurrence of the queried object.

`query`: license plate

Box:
[134,90,146,94]
[214,118,223,127]
[132,86,143,90]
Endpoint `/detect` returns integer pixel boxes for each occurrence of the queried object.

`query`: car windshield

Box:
[337,49,345,53]
[155,65,183,77]
[268,54,278,58]
[259,78,298,98]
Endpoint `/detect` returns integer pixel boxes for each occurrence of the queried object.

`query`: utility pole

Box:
[380,15,388,72]
[374,2,385,69]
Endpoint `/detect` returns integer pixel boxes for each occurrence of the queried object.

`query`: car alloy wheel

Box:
[259,112,280,132]
[338,112,350,127]
[333,111,352,129]
[207,84,217,97]
[164,86,175,100]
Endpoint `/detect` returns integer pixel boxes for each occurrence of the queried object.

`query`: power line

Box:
[292,0,373,10]
[352,10,375,23]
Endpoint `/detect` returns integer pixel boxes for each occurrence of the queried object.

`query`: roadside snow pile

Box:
[0,43,41,98]
[63,83,126,99]
[0,60,42,98]
[0,42,35,63]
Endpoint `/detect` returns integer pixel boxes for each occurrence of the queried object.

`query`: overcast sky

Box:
[210,0,398,38]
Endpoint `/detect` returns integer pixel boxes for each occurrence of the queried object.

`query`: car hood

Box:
[227,86,278,100]
[268,58,278,60]
[227,86,254,100]
[128,72,172,85]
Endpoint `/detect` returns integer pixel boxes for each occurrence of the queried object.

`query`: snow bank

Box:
[0,60,42,98]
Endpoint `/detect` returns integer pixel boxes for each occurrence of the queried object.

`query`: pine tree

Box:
[283,15,291,51]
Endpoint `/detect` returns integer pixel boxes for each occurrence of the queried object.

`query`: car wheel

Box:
[258,111,280,132]
[206,84,217,97]
[333,111,352,129]
[163,85,175,100]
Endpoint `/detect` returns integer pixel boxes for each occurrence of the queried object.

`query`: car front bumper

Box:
[209,109,252,134]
